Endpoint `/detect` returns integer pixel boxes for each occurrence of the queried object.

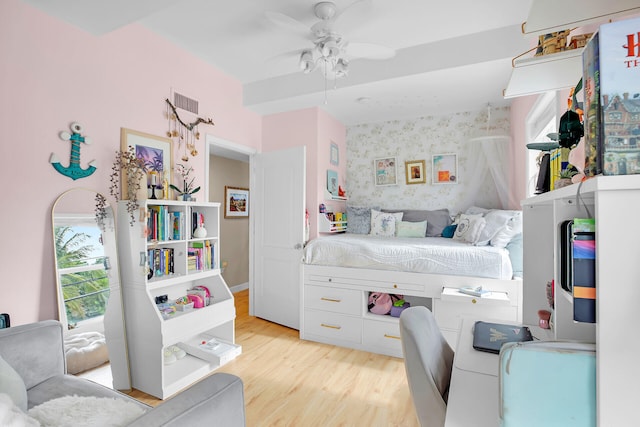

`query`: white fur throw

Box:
[0,394,39,427]
[29,395,146,426]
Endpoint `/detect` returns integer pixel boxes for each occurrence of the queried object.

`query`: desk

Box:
[444,317,500,427]
[444,318,551,427]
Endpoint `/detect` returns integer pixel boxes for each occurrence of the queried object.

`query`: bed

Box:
[300,206,524,356]
[303,234,515,280]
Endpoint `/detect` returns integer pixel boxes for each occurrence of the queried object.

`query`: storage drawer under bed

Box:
[304,285,362,316]
[303,310,362,345]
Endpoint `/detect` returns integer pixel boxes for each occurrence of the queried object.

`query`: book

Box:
[458,286,491,297]
[572,219,596,323]
[473,321,533,354]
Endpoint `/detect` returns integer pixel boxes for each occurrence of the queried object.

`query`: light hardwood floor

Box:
[125,289,418,426]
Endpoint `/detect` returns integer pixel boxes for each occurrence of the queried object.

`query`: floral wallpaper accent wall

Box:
[346,106,511,214]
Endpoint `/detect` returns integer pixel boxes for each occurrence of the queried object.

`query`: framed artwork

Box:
[374,157,397,186]
[330,142,339,166]
[405,160,426,185]
[432,153,458,184]
[327,170,338,195]
[224,186,249,218]
[120,128,173,198]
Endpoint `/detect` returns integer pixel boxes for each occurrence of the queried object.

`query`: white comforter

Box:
[303,234,513,280]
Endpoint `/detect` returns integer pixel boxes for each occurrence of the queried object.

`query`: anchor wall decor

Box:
[50,122,97,180]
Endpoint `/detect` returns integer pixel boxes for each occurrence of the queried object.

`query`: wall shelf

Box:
[504,48,584,98]
[318,213,347,233]
[523,0,640,36]
[323,189,347,201]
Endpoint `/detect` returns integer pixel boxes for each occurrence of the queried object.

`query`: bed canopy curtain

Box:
[460,105,516,211]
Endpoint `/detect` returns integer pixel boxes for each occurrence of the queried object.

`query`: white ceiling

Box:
[23,0,536,125]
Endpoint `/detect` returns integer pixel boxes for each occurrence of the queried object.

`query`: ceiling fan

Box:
[265,1,395,80]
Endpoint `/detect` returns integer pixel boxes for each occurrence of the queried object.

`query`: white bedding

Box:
[303,234,513,280]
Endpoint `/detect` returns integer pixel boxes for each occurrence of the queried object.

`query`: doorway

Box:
[205,135,255,295]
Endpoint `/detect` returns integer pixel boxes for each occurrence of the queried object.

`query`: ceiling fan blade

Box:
[264,48,311,75]
[333,0,374,33]
[264,11,310,40]
[347,42,395,60]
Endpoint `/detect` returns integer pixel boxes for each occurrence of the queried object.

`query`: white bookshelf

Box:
[117,200,239,399]
[319,189,347,233]
[521,175,640,425]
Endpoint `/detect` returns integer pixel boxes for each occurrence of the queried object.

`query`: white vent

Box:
[173,91,199,115]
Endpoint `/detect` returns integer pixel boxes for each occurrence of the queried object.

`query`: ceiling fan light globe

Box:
[321,39,340,58]
[299,50,316,73]
[334,58,349,77]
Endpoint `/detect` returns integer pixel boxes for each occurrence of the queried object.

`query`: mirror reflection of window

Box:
[54,216,109,331]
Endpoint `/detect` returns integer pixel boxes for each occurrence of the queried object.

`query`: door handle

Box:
[294,243,302,249]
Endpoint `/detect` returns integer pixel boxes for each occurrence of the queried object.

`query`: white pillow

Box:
[396,220,428,238]
[475,209,520,246]
[465,206,491,216]
[491,212,523,248]
[0,356,27,412]
[453,214,486,244]
[370,209,403,237]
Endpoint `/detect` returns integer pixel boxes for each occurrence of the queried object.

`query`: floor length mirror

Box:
[52,188,131,391]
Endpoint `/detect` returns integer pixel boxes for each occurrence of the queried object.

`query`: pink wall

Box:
[0,0,262,325]
[316,109,347,237]
[262,108,346,238]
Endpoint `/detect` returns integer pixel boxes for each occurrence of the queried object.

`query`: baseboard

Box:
[230,282,248,293]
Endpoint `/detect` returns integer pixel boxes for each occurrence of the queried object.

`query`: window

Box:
[54,219,109,330]
[525,92,558,198]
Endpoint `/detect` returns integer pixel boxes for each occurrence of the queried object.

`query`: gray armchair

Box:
[0,320,245,426]
[399,306,454,427]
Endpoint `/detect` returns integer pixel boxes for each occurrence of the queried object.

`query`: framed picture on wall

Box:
[405,160,426,185]
[327,170,339,195]
[330,142,339,166]
[432,153,458,184]
[224,186,249,218]
[374,157,397,186]
[120,128,173,199]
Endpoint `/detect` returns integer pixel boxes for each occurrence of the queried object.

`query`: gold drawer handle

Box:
[472,298,477,304]
[384,334,401,340]
[321,297,341,303]
[321,323,341,330]
[393,284,398,289]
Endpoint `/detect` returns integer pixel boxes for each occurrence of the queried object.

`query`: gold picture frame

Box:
[224,186,249,218]
[405,160,426,185]
[120,128,173,199]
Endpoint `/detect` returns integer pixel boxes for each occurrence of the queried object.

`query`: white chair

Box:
[399,306,454,427]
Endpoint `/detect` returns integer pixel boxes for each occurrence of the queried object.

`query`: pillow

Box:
[346,206,377,234]
[0,355,28,412]
[396,220,427,238]
[465,206,491,216]
[382,208,451,236]
[453,214,487,244]
[370,209,403,237]
[474,209,521,246]
[506,233,523,277]
[441,224,457,238]
[491,211,523,248]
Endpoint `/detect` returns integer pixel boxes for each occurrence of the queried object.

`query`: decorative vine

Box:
[165,98,214,162]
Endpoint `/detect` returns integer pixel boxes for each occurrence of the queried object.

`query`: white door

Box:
[251,146,306,329]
